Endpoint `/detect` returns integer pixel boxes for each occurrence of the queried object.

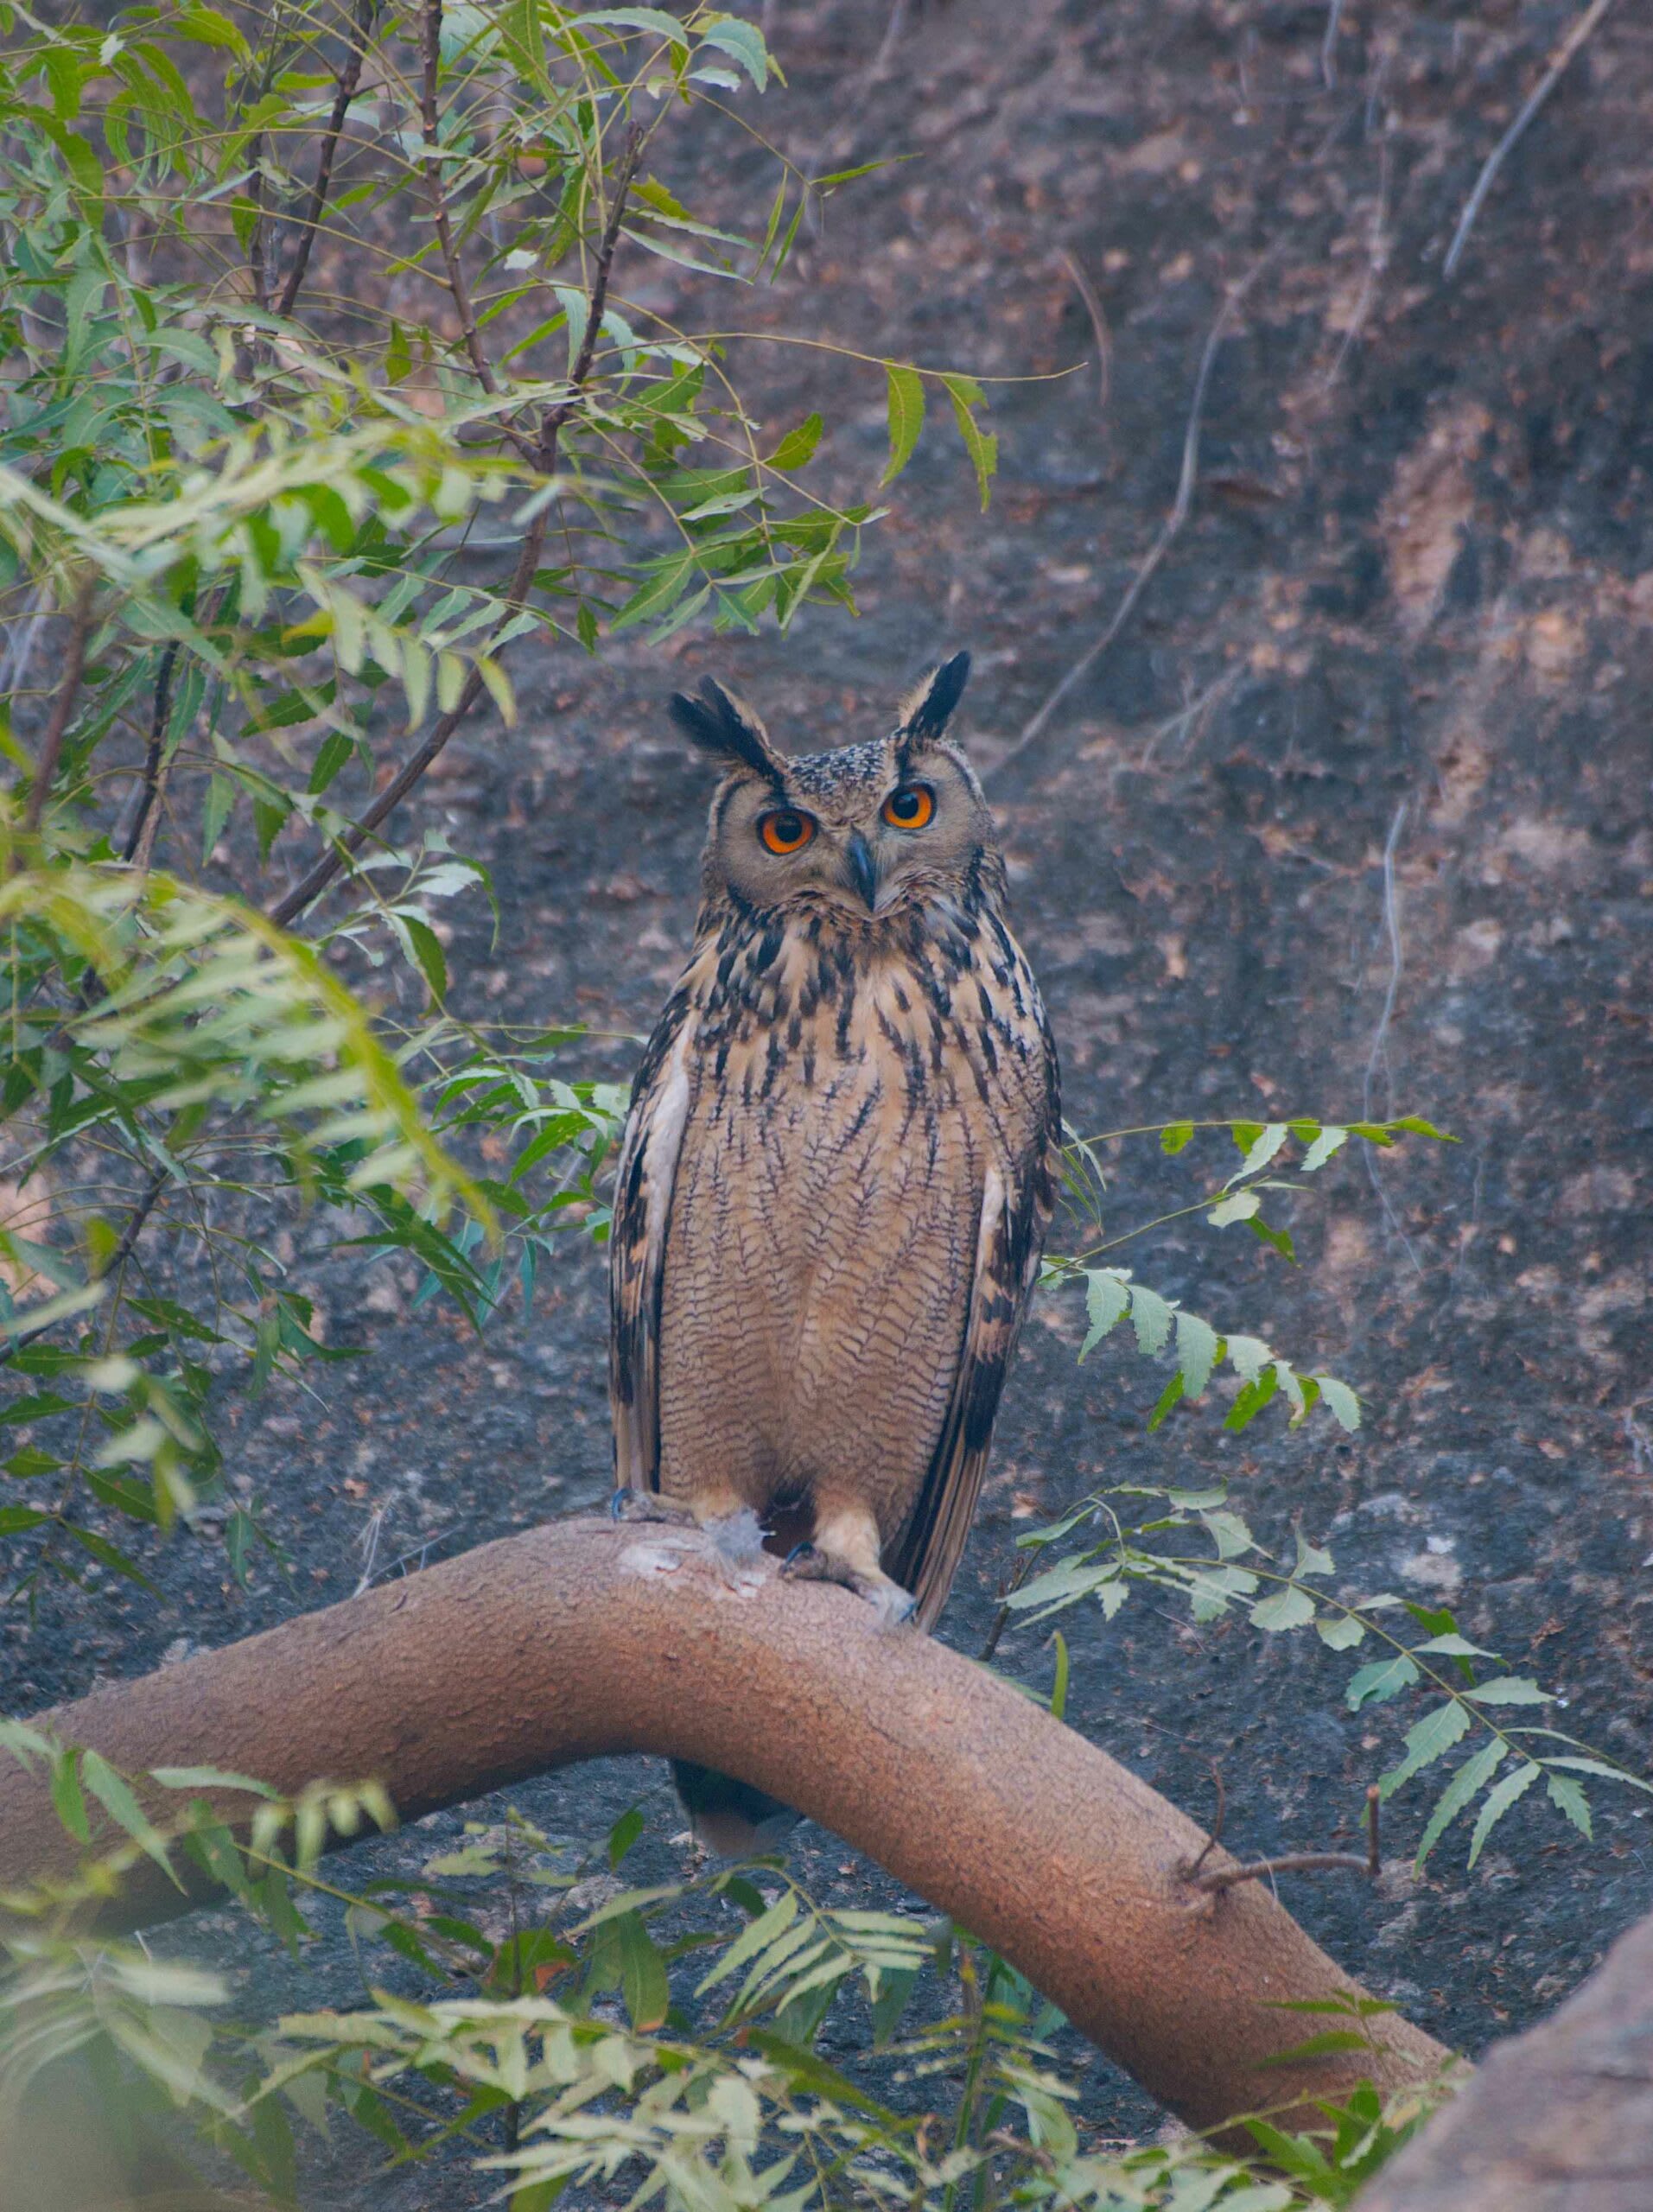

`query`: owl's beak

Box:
[843,830,879,912]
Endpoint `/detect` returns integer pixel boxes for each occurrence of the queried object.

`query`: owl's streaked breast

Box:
[654,897,1050,1538]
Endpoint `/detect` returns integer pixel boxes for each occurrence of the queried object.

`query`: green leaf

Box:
[1467,1761,1541,1868]
[1345,1654,1420,1711]
[615,1910,670,2031]
[1128,1283,1173,1357]
[81,1749,178,1882]
[1146,1370,1184,1432]
[941,372,996,509]
[151,1766,280,1798]
[767,413,823,470]
[308,731,353,796]
[1313,1376,1361,1433]
[400,916,448,1003]
[1546,1770,1593,1840]
[697,1892,798,1994]
[1079,1269,1129,1358]
[1175,1310,1218,1397]
[1414,1738,1507,1865]
[1248,1216,1297,1263]
[1250,1584,1316,1633]
[880,364,925,486]
[1049,1629,1070,1722]
[607,1805,645,1868]
[51,1751,90,1845]
[0,1504,49,1533]
[1316,1613,1365,1651]
[1255,2029,1371,2068]
[1378,1700,1470,1799]
[1300,1124,1349,1172]
[1465,1676,1551,1707]
[1229,1122,1288,1182]
[200,772,233,861]
[697,17,772,89]
[1160,1122,1194,1154]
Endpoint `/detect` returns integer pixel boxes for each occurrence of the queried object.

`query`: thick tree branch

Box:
[1355,1899,1653,2209]
[0,1516,1452,2141]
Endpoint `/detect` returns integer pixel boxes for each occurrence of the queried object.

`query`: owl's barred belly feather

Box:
[652,908,1049,1559]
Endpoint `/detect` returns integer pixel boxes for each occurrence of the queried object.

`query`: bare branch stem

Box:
[1189,1850,1372,1896]
[121,641,180,867]
[420,0,501,399]
[990,249,1275,785]
[267,124,647,932]
[19,578,96,843]
[1443,0,1616,282]
[277,0,378,319]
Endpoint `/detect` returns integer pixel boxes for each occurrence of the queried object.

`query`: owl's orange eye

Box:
[881,783,935,830]
[758,806,816,855]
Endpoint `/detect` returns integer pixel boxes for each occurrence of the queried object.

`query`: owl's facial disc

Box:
[703,735,995,920]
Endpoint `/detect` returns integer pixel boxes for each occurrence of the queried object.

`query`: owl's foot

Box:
[609,1489,698,1528]
[781,1541,917,1628]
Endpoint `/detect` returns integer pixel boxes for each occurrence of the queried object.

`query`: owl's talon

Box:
[781,1542,917,1626]
[611,1488,697,1527]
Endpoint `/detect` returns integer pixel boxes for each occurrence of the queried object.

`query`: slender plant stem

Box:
[19,578,96,842]
[122,641,179,866]
[990,250,1275,784]
[268,124,646,931]
[420,0,505,403]
[1188,1849,1370,1895]
[277,0,378,318]
[0,1162,169,1370]
[1443,0,1616,281]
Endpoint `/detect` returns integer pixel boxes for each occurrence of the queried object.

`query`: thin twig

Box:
[977,1546,1036,1663]
[868,0,910,80]
[277,0,378,319]
[1187,1762,1227,1878]
[420,0,504,399]
[1442,0,1616,281]
[1363,798,1421,1273]
[535,124,645,472]
[121,642,179,866]
[991,249,1275,784]
[1320,0,1345,89]
[1323,125,1390,391]
[20,578,96,842]
[267,127,646,931]
[1140,663,1241,766]
[1188,1848,1372,1896]
[0,1162,169,1370]
[1058,247,1111,421]
[246,134,270,311]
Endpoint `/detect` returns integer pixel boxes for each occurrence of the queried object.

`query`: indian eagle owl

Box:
[609,652,1060,1847]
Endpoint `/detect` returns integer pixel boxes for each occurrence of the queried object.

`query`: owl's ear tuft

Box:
[895,651,971,760]
[668,677,785,785]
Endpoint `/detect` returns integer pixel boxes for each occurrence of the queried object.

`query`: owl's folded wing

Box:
[608,997,696,1493]
[887,1135,1056,1631]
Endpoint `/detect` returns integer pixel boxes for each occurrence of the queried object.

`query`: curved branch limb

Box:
[0,1516,1453,2141]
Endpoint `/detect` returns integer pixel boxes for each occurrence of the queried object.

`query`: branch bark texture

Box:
[0,1516,1451,2139]
[1355,1898,1653,2210]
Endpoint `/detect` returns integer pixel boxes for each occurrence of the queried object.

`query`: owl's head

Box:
[668,653,1002,922]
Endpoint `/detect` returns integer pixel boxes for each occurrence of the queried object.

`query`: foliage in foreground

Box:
[0,1745,1456,2210]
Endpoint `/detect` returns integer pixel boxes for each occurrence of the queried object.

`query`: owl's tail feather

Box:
[671,1760,800,1857]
